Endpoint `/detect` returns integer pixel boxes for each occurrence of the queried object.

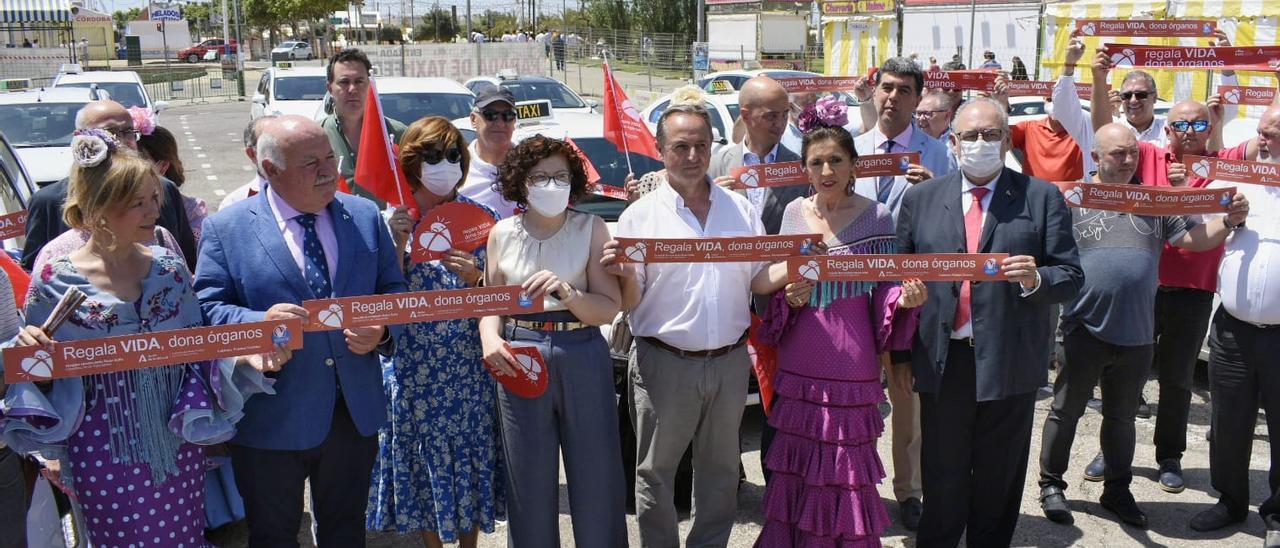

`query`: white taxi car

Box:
[465,70,599,115]
[639,90,738,148]
[252,63,327,120]
[0,83,94,187]
[52,65,166,114]
[696,68,821,92]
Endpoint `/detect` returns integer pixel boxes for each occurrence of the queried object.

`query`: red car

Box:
[178,38,238,63]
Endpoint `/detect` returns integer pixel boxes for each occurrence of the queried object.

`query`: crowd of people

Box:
[0,37,1278,548]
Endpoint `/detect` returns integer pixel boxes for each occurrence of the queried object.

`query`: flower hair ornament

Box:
[128,106,157,137]
[70,128,119,168]
[670,84,707,106]
[797,95,849,134]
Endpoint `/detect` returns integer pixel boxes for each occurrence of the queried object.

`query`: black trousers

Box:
[918,341,1037,548]
[230,397,379,548]
[0,447,26,548]
[1152,287,1215,462]
[1207,307,1280,519]
[1039,328,1153,491]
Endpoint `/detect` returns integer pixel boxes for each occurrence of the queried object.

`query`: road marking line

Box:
[201,163,212,168]
[206,175,218,181]
[197,154,207,158]
[215,189,227,196]
[192,146,202,150]
[241,165,254,171]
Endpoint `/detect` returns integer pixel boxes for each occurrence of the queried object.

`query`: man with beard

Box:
[1193,104,1280,534]
[1037,123,1248,528]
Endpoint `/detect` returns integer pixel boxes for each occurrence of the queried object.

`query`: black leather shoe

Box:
[1040,486,1074,524]
[1083,453,1106,482]
[1158,459,1185,493]
[900,497,922,531]
[1137,396,1152,419]
[1100,489,1148,528]
[1190,502,1247,532]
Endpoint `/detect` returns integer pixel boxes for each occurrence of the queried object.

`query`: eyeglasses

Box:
[422,146,463,165]
[478,109,517,123]
[957,129,1006,142]
[914,109,948,119]
[105,126,140,141]
[1169,119,1211,133]
[527,172,572,188]
[1120,91,1153,101]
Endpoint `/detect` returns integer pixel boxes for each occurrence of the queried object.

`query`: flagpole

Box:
[604,50,636,175]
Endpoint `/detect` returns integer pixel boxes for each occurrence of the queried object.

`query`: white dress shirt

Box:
[952,176,998,339]
[459,140,521,220]
[619,178,765,351]
[741,140,779,212]
[264,184,338,282]
[1211,180,1280,325]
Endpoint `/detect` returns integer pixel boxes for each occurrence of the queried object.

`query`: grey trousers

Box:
[496,319,628,548]
[629,338,750,548]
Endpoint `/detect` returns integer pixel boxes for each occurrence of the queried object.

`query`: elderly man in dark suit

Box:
[897,97,1083,547]
[708,75,805,235]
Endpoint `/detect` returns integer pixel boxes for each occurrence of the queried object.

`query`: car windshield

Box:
[0,103,83,147]
[380,93,474,124]
[1010,101,1046,117]
[274,75,326,101]
[501,81,587,109]
[57,82,146,109]
[571,137,663,221]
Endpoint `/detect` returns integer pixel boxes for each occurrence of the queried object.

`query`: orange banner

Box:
[731,161,808,189]
[775,76,861,93]
[410,201,496,264]
[1218,85,1277,107]
[1185,155,1280,187]
[616,234,820,263]
[1054,181,1236,215]
[3,319,305,384]
[301,286,543,332]
[925,70,997,92]
[856,152,920,177]
[1104,44,1280,71]
[485,343,548,398]
[1076,19,1216,38]
[787,254,1011,282]
[0,210,27,240]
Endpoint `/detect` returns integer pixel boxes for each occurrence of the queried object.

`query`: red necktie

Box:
[954,186,990,331]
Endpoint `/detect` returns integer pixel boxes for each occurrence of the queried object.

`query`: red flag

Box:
[602,61,662,161]
[564,136,602,185]
[354,78,411,206]
[0,252,28,308]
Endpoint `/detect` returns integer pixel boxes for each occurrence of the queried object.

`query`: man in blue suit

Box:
[850,55,955,531]
[194,115,407,547]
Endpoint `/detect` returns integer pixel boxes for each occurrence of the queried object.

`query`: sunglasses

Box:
[1120,91,1152,101]
[479,109,517,122]
[422,147,463,165]
[1169,119,1211,133]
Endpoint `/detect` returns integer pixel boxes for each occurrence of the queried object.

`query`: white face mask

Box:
[420,160,462,196]
[957,138,1004,180]
[525,181,571,217]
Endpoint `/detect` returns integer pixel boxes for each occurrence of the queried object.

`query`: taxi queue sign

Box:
[0,79,31,92]
[710,80,734,94]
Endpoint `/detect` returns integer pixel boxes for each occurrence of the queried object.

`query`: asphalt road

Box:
[165,99,1274,547]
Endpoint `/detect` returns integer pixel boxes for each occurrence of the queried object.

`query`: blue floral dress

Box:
[367,196,505,539]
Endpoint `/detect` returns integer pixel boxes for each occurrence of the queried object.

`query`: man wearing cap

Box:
[458,82,521,219]
[319,48,407,207]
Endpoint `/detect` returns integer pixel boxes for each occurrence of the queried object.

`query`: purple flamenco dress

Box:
[756,201,918,548]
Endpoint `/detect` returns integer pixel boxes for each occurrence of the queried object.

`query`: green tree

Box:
[629,0,694,36]
[111,7,143,31]
[413,7,458,42]
[582,0,627,31]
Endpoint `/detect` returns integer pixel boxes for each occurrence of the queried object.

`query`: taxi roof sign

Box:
[59,63,83,74]
[514,99,554,126]
[708,80,734,94]
[497,68,519,80]
[0,79,31,91]
[274,61,294,69]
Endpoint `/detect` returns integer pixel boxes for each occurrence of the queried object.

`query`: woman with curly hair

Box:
[369,116,504,548]
[479,135,627,547]
[0,130,270,547]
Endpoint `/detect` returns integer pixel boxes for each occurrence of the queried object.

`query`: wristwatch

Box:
[1224,216,1246,231]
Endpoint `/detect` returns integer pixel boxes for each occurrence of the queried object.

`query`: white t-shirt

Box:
[458,140,521,219]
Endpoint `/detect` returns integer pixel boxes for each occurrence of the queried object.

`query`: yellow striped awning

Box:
[823,15,897,77]
[1170,0,1273,19]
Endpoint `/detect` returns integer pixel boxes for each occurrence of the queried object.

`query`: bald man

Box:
[708,75,804,235]
[1077,99,1255,492]
[195,115,407,547]
[1038,123,1248,528]
[21,100,198,271]
[1194,103,1280,532]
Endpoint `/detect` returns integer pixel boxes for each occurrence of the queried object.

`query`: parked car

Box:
[178,38,237,63]
[315,77,475,125]
[695,68,822,92]
[464,71,599,115]
[0,86,94,187]
[251,64,327,119]
[271,41,313,61]
[52,66,167,114]
[0,120,37,254]
[639,90,738,148]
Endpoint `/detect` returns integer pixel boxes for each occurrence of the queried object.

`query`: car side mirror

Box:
[586,99,599,110]
[712,127,727,145]
[251,93,266,105]
[152,100,169,112]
